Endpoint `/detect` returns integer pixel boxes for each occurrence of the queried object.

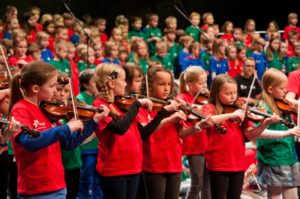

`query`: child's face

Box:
[166,32,176,42]
[54,83,70,101]
[151,71,172,100]
[57,29,68,41]
[133,20,142,30]
[85,76,98,96]
[112,30,122,42]
[289,35,299,45]
[268,81,287,100]
[56,46,68,59]
[119,51,128,61]
[184,40,192,48]
[280,43,288,53]
[206,15,214,25]
[94,45,103,58]
[137,43,148,57]
[188,75,207,96]
[98,22,106,32]
[157,47,167,58]
[15,41,27,57]
[27,17,36,27]
[228,48,237,59]
[40,37,49,49]
[46,23,55,34]
[64,18,74,27]
[226,23,233,33]
[238,49,246,60]
[87,50,95,64]
[246,21,255,32]
[167,21,177,30]
[67,47,75,61]
[192,47,200,56]
[191,16,200,27]
[37,72,58,101]
[294,46,300,57]
[233,30,242,40]
[150,16,159,27]
[111,70,126,96]
[206,27,215,38]
[129,70,142,94]
[271,39,280,51]
[9,18,19,30]
[218,82,237,105]
[32,51,41,61]
[110,46,119,59]
[290,17,298,26]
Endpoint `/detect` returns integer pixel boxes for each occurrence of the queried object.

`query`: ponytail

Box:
[9,74,24,115]
[178,71,187,93]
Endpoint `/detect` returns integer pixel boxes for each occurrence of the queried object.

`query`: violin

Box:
[223,100,295,128]
[40,99,104,122]
[0,119,40,138]
[275,98,297,115]
[196,92,210,105]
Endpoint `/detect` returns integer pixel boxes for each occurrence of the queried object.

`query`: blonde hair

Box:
[104,41,119,57]
[261,68,287,115]
[179,66,205,93]
[288,12,298,25]
[95,63,124,118]
[36,31,49,46]
[190,12,200,19]
[209,74,237,114]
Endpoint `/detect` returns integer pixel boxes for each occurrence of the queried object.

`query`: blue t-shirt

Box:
[3,32,12,39]
[182,56,206,72]
[251,52,268,80]
[41,49,53,63]
[209,56,229,75]
[102,58,120,65]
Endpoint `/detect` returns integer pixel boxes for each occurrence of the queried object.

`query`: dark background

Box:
[1,0,300,35]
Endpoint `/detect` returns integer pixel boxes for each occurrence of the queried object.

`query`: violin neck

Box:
[249,108,272,118]
[190,109,206,119]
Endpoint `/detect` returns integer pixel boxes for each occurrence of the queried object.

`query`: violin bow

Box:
[244,74,257,109]
[145,73,149,98]
[68,76,79,120]
[0,45,13,80]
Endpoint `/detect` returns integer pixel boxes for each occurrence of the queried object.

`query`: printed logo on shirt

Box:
[33,120,46,130]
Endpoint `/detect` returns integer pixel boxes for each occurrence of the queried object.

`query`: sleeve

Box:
[255,79,262,95]
[287,71,300,96]
[209,57,216,72]
[60,119,99,150]
[106,100,141,135]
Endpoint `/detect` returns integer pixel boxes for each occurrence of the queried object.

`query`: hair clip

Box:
[110,71,118,80]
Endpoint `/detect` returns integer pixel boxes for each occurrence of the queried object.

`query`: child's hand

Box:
[262,114,280,126]
[6,117,21,136]
[170,110,187,122]
[230,109,245,122]
[163,100,179,112]
[286,126,300,137]
[197,115,215,129]
[137,98,153,112]
[93,105,110,123]
[67,119,83,133]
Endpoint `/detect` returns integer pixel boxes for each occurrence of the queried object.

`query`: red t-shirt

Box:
[221,33,233,42]
[245,34,252,48]
[93,98,144,176]
[287,43,295,58]
[11,99,65,195]
[9,56,32,68]
[69,61,79,96]
[283,25,300,41]
[142,110,183,173]
[228,59,242,77]
[100,32,108,46]
[176,92,208,155]
[287,70,300,98]
[203,104,253,172]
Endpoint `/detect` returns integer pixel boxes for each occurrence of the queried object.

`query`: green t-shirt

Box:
[256,102,297,166]
[128,29,146,40]
[76,92,98,151]
[286,57,300,74]
[168,42,179,66]
[151,54,174,72]
[128,56,149,74]
[144,27,162,56]
[60,119,82,170]
[185,26,202,41]
[267,52,284,71]
[77,62,96,72]
[49,59,71,75]
[200,51,212,71]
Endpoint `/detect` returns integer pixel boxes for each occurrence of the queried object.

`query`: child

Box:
[66,42,79,96]
[244,19,257,48]
[75,69,103,199]
[151,40,174,72]
[36,31,53,63]
[128,16,145,40]
[93,42,104,65]
[102,41,120,64]
[49,40,71,75]
[22,11,41,43]
[95,17,108,46]
[93,63,178,199]
[209,38,229,80]
[27,43,41,62]
[176,66,211,199]
[201,12,214,32]
[123,62,143,95]
[3,17,19,39]
[62,12,75,40]
[164,28,179,68]
[182,41,205,72]
[220,21,234,42]
[185,12,202,42]
[42,20,55,51]
[128,40,150,73]
[256,68,300,198]
[9,36,32,68]
[144,13,162,56]
[233,27,246,48]
[283,12,300,41]
[200,36,214,74]
[9,61,110,198]
[109,27,123,46]
[77,47,96,72]
[177,35,193,75]
[226,44,242,77]
[266,37,285,72]
[202,74,286,199]
[286,30,299,58]
[165,16,177,30]
[286,42,300,74]
[250,37,268,80]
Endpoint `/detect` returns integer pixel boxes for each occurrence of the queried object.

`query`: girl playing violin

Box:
[176,66,211,199]
[256,68,300,199]
[93,63,178,199]
[202,74,288,199]
[9,61,110,199]
[142,67,214,199]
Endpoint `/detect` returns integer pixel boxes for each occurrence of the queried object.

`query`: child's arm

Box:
[179,116,215,138]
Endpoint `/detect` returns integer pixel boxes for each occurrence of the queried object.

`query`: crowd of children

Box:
[1,4,300,199]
